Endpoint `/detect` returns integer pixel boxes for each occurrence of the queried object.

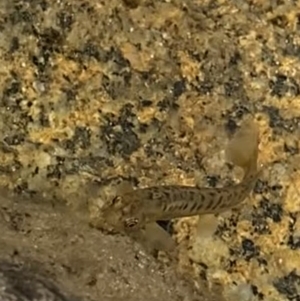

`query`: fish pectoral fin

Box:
[127,222,176,253]
[225,117,259,178]
[143,222,176,252]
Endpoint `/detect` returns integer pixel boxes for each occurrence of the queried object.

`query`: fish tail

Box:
[225,117,259,180]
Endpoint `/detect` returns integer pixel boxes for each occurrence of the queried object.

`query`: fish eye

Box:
[124,217,139,229]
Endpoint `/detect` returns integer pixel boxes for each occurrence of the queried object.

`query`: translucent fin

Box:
[144,222,176,252]
[225,118,259,178]
[128,222,176,253]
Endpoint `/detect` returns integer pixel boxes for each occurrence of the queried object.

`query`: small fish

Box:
[101,118,261,250]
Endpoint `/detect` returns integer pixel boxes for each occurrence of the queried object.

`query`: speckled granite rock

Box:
[1,0,300,301]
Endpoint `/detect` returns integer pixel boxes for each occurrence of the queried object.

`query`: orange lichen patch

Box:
[258,123,286,163]
[52,55,82,81]
[0,152,14,166]
[278,57,300,77]
[189,237,229,268]
[270,247,300,274]
[120,42,153,72]
[233,219,253,237]
[17,148,52,169]
[130,3,183,29]
[0,176,12,188]
[67,108,102,127]
[49,55,104,98]
[137,106,158,124]
[266,4,300,29]
[177,51,200,82]
[174,217,198,245]
[29,128,72,144]
[284,174,300,213]
[265,98,300,117]
[256,218,290,248]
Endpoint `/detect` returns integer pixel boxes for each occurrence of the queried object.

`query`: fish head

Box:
[102,191,145,233]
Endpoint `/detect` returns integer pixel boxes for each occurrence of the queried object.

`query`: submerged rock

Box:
[0,261,81,301]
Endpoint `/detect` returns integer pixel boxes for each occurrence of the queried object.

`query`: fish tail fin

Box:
[225,117,259,179]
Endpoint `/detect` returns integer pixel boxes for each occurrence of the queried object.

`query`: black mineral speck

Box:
[224,103,250,124]
[38,104,51,127]
[81,42,108,62]
[251,214,270,235]
[122,0,140,9]
[3,78,22,103]
[274,270,300,301]
[61,126,91,153]
[284,35,300,57]
[47,163,62,180]
[31,54,49,73]
[9,8,32,25]
[225,118,237,134]
[73,126,91,149]
[262,106,300,132]
[258,197,283,223]
[229,51,241,65]
[157,97,179,112]
[57,12,74,31]
[194,78,214,94]
[251,284,264,300]
[107,46,130,68]
[216,215,239,238]
[104,128,140,157]
[231,103,250,119]
[172,80,186,98]
[226,259,237,272]
[270,14,288,28]
[13,181,32,195]
[139,99,153,107]
[241,238,260,261]
[284,142,299,155]
[101,105,140,158]
[253,179,269,194]
[251,197,283,234]
[144,138,164,158]
[257,257,268,267]
[288,77,300,96]
[206,175,219,188]
[269,74,288,97]
[37,27,63,53]
[119,103,136,128]
[4,133,25,146]
[62,88,77,102]
[101,70,132,100]
[287,214,300,250]
[10,36,19,53]
[261,45,277,66]
[224,77,242,97]
[198,263,208,281]
[270,184,283,192]
[287,235,300,250]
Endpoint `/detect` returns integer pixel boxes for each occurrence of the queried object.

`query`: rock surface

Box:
[0,0,300,301]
